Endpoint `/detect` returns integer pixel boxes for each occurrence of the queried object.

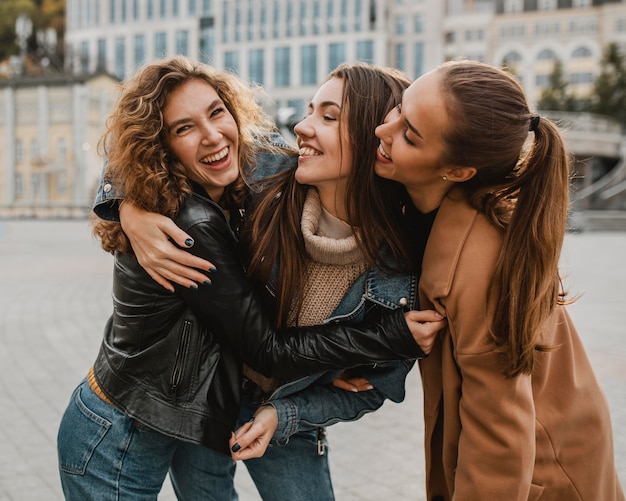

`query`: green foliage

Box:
[0,0,64,64]
[536,60,577,112]
[590,42,626,127]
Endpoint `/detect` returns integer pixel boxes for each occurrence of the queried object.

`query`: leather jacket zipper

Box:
[170,319,192,403]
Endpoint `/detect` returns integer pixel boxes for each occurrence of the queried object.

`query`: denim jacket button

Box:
[103,183,112,193]
[399,297,408,306]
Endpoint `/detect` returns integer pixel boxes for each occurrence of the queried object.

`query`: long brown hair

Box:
[243,63,412,328]
[438,60,571,377]
[93,56,278,254]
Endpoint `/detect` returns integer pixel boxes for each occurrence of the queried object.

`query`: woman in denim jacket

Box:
[114,64,434,500]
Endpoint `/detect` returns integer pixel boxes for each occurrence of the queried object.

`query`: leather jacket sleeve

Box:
[176,198,425,381]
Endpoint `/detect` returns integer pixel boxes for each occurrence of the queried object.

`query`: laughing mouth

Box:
[201,146,229,164]
[298,146,322,157]
[378,144,391,160]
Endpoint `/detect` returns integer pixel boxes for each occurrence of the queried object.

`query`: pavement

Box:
[0,219,624,501]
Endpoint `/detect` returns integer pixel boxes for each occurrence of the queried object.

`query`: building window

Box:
[414,42,424,77]
[328,42,346,72]
[173,0,180,16]
[248,0,255,40]
[97,38,107,69]
[160,0,167,17]
[395,43,405,72]
[234,0,242,42]
[299,0,307,36]
[110,0,116,23]
[503,50,522,66]
[538,0,556,10]
[224,50,240,74]
[354,0,363,32]
[414,14,423,34]
[154,31,167,58]
[79,40,89,73]
[572,46,592,58]
[503,0,523,13]
[274,47,291,87]
[286,0,294,37]
[301,45,317,85]
[395,16,406,35]
[340,0,348,33]
[16,139,24,163]
[313,0,320,35]
[147,0,154,19]
[202,0,212,14]
[273,0,280,38]
[121,0,127,22]
[176,30,189,55]
[222,1,230,42]
[327,1,334,33]
[115,36,125,79]
[134,34,146,68]
[30,139,40,160]
[15,174,24,197]
[536,74,550,87]
[199,26,214,63]
[249,48,264,84]
[356,40,374,63]
[569,72,593,84]
[537,48,557,60]
[189,0,197,15]
[260,0,267,39]
[133,0,139,19]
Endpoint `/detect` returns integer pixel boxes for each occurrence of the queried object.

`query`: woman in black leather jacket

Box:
[56,57,443,501]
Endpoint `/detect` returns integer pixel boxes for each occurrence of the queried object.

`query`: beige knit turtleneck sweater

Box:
[289,188,367,327]
[243,188,368,392]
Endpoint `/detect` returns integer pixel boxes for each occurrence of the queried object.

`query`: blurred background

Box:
[1,0,626,223]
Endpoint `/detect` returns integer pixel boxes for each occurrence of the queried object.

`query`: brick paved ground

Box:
[0,220,623,500]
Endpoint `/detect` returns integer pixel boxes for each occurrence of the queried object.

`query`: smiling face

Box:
[163,79,240,202]
[374,69,454,212]
[293,77,352,219]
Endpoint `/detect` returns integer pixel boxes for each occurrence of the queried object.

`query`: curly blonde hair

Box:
[93,56,278,253]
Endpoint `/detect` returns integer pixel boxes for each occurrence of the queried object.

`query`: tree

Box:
[536,59,577,111]
[0,0,37,61]
[590,42,626,127]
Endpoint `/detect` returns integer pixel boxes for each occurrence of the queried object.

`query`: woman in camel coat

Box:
[374,60,624,500]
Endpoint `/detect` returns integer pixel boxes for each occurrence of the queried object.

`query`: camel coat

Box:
[418,189,624,500]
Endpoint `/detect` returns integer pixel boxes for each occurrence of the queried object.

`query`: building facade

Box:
[0,73,118,217]
[64,0,444,116]
[4,0,625,217]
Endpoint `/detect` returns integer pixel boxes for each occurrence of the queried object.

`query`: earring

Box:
[442,175,447,181]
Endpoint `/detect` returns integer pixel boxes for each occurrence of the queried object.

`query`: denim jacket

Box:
[265,257,419,443]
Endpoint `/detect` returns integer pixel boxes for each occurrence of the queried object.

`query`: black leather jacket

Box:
[93,188,422,455]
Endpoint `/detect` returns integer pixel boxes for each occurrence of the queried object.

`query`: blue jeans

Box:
[57,380,238,501]
[239,391,335,501]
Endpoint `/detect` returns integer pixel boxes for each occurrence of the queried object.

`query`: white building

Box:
[64,0,445,114]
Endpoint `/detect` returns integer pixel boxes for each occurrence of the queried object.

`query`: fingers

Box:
[230,406,278,460]
[118,201,216,290]
[332,376,374,392]
[404,309,447,356]
[404,309,445,323]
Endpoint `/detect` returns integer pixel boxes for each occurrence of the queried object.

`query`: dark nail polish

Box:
[208,267,217,273]
[203,280,212,286]
[231,443,241,453]
[184,238,194,247]
[189,283,198,290]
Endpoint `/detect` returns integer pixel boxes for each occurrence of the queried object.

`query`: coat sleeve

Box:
[176,212,424,381]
